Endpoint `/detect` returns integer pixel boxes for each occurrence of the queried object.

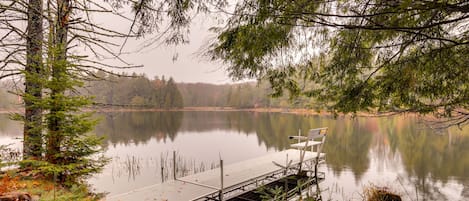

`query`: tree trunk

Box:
[46,0,70,163]
[23,0,43,159]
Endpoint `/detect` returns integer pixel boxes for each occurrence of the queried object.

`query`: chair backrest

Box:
[295,127,328,173]
[307,127,328,140]
[309,127,328,158]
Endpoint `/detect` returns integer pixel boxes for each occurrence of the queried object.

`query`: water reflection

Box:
[94,111,183,145]
[95,111,339,151]
[390,122,469,200]
[1,112,468,199]
[323,118,373,181]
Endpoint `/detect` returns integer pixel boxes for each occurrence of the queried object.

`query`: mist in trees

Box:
[0,85,19,109]
[178,81,315,109]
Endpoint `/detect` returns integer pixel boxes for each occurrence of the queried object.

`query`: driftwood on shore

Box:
[0,192,36,201]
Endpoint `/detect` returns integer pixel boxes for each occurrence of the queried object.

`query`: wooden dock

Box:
[107,149,324,201]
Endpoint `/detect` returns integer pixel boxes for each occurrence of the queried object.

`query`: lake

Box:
[1,111,468,200]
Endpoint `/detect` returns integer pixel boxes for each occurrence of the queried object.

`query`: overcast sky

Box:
[92,8,235,84]
[122,26,232,84]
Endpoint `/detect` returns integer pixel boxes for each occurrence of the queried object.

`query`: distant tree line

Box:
[177,82,317,109]
[84,72,183,109]
[2,79,317,110]
[2,78,318,110]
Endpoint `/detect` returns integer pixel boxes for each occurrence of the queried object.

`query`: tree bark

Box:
[23,0,44,159]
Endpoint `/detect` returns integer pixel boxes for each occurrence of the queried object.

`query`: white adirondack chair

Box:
[289,127,328,174]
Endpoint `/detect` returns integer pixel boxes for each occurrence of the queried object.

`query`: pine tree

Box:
[166,77,183,108]
[30,0,108,184]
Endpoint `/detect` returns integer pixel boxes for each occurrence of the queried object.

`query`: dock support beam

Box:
[173,151,177,180]
[219,159,224,201]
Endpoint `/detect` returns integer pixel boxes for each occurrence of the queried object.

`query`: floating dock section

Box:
[107,149,324,201]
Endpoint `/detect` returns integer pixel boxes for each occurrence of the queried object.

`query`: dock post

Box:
[161,154,165,182]
[161,165,164,182]
[173,151,177,180]
[219,159,224,201]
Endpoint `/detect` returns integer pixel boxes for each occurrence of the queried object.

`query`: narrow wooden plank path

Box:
[107,149,323,201]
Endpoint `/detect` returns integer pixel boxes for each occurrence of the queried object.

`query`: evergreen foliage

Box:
[6,54,109,186]
[164,78,184,108]
[206,0,469,127]
[84,73,184,108]
[69,0,467,127]
[40,62,107,184]
[0,0,129,185]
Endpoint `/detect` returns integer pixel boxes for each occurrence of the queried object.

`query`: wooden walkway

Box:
[107,149,324,201]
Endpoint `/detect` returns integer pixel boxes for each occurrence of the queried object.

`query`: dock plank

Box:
[107,149,324,201]
[106,180,215,201]
[180,149,322,189]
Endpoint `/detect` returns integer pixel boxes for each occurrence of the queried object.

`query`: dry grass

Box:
[0,171,103,201]
[364,186,402,201]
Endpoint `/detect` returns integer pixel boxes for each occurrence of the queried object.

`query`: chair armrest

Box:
[289,136,308,140]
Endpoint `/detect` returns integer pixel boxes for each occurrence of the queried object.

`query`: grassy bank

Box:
[0,170,103,201]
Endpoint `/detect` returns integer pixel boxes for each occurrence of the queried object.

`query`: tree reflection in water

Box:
[3,112,468,199]
[94,111,184,145]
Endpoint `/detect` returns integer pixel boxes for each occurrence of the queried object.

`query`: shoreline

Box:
[0,106,409,118]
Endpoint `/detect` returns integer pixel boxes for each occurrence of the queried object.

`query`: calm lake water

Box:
[1,111,469,200]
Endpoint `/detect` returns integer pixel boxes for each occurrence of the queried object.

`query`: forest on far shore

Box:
[178,82,315,109]
[0,73,317,110]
